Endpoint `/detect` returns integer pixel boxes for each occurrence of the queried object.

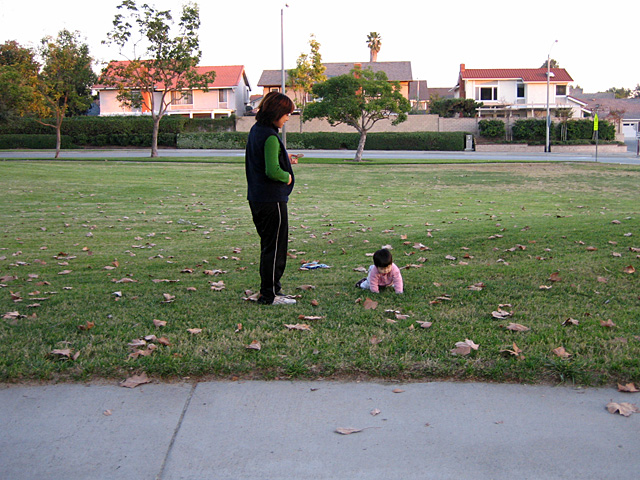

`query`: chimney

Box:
[460,63,465,72]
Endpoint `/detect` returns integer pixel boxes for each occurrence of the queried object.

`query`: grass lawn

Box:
[1,159,639,385]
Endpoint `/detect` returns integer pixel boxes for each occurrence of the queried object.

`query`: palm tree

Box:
[366,32,381,62]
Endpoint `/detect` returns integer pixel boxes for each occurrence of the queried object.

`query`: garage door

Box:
[623,122,638,138]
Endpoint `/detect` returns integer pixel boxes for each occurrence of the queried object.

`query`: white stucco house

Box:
[452,64,589,119]
[94,63,251,118]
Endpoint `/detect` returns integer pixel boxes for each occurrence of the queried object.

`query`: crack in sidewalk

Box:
[156,382,197,480]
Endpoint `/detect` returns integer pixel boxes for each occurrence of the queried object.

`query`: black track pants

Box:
[249,201,288,303]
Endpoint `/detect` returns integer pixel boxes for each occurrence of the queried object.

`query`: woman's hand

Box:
[289,153,303,165]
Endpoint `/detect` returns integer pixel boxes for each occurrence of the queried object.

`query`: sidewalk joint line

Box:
[156,381,197,480]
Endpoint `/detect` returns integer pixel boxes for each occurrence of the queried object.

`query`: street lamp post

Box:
[545,40,558,153]
[280,4,288,146]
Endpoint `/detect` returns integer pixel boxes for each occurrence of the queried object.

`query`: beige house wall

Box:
[236,115,480,134]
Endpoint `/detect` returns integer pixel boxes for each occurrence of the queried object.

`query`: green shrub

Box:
[177,131,467,151]
[512,119,548,141]
[0,134,75,149]
[177,132,248,149]
[478,119,505,139]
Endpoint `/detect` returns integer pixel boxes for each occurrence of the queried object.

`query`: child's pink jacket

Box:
[367,263,403,293]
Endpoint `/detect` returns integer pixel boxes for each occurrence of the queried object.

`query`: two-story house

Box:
[257,61,422,105]
[95,63,251,118]
[452,64,588,119]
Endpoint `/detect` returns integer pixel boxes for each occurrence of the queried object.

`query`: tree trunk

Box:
[151,115,160,158]
[354,130,367,162]
[55,115,62,159]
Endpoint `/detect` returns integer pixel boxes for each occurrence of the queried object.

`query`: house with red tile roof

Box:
[452,64,588,119]
[94,63,251,118]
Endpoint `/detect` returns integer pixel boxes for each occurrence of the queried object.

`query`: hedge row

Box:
[0,135,75,149]
[177,131,467,151]
[511,119,615,142]
[0,116,235,147]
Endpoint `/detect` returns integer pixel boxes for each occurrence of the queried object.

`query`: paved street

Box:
[1,146,639,165]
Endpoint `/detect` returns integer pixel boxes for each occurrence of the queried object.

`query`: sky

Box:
[1,0,638,94]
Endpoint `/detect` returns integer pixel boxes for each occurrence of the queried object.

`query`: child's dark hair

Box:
[373,248,393,268]
[256,91,295,127]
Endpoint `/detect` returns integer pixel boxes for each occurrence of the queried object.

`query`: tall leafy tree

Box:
[366,32,381,62]
[540,59,559,69]
[35,30,96,158]
[605,87,631,99]
[304,68,411,162]
[0,41,40,122]
[288,35,326,132]
[101,0,215,157]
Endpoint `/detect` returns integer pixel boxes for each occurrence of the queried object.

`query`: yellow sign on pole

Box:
[594,114,599,131]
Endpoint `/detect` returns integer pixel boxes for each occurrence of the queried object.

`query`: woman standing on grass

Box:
[245,91,299,305]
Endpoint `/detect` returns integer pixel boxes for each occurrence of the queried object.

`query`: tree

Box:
[366,32,381,62]
[428,98,482,118]
[605,87,631,99]
[102,0,215,157]
[540,59,559,69]
[35,30,96,158]
[607,109,626,133]
[287,35,326,132]
[304,68,411,162]
[554,107,573,141]
[0,41,40,122]
[633,84,640,99]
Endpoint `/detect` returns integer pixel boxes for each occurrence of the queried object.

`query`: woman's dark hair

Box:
[373,248,393,268]
[256,91,295,127]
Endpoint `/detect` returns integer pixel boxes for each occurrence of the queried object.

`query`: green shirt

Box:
[264,135,290,183]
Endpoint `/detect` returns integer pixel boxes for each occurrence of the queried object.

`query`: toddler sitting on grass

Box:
[356,248,403,294]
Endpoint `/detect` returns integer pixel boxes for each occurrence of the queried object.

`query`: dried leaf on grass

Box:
[552,346,571,358]
[600,319,616,328]
[245,340,261,351]
[506,323,530,332]
[416,320,432,329]
[285,324,312,331]
[562,318,579,326]
[153,319,167,327]
[500,342,524,358]
[363,298,378,310]
[451,339,479,356]
[467,282,485,291]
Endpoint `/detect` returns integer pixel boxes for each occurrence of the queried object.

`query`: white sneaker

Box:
[272,296,296,305]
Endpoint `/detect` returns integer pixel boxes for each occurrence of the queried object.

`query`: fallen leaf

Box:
[623,266,636,274]
[284,323,312,331]
[416,320,432,329]
[245,340,261,351]
[370,336,382,345]
[606,402,639,417]
[103,410,112,416]
[153,319,167,327]
[363,298,378,310]
[500,342,523,358]
[451,339,479,356]
[548,272,562,282]
[162,293,176,303]
[58,270,72,275]
[539,285,553,290]
[210,281,225,291]
[491,308,513,320]
[618,383,639,393]
[298,315,324,321]
[392,388,405,393]
[506,323,530,332]
[235,323,243,333]
[370,408,381,416]
[562,318,579,326]
[120,373,151,388]
[395,313,410,320]
[297,284,316,291]
[187,328,202,334]
[51,348,73,358]
[77,321,95,331]
[335,427,363,435]
[467,282,485,291]
[552,346,571,358]
[600,319,616,328]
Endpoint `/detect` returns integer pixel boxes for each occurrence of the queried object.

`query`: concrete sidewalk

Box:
[1,380,638,479]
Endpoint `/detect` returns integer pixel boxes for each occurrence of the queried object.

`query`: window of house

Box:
[477,86,498,101]
[556,85,567,96]
[218,89,228,104]
[516,83,525,98]
[270,87,280,93]
[171,90,193,105]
